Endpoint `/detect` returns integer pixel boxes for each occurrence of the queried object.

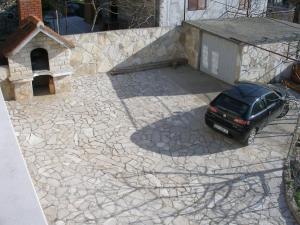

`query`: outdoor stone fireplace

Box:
[1,16,74,100]
[31,48,50,71]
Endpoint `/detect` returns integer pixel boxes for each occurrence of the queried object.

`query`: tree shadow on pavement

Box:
[104,160,296,225]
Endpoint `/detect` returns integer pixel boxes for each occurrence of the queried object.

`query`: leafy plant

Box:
[295,189,300,208]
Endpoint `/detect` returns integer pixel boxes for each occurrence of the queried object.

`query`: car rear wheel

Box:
[243,128,257,146]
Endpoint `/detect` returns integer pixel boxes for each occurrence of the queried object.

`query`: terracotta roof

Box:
[1,16,75,57]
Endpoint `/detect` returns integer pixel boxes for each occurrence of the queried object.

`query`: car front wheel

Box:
[278,103,289,118]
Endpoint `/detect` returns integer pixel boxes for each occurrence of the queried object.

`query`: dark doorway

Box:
[31,48,50,71]
[32,75,55,96]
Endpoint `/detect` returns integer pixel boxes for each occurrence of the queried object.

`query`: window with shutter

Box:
[188,0,207,11]
[188,0,198,10]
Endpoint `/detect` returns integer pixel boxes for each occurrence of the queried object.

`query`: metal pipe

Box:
[230,38,300,63]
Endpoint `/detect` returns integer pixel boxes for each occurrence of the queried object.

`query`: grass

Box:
[295,189,300,208]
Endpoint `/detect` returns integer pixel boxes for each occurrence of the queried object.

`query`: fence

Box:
[267,9,295,22]
[284,95,300,223]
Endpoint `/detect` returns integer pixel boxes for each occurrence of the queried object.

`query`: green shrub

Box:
[295,189,300,208]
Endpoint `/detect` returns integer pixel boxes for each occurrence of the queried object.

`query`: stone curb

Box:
[283,160,300,224]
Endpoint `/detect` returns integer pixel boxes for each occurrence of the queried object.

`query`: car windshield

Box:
[213,94,250,117]
[274,89,283,97]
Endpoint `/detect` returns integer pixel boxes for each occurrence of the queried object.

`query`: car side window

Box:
[252,100,266,115]
[265,92,279,107]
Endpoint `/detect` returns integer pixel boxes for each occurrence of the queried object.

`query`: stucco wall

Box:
[159,0,268,26]
[182,24,201,69]
[240,42,297,83]
[67,27,185,75]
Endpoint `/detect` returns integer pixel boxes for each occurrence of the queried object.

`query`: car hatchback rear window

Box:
[213,94,249,117]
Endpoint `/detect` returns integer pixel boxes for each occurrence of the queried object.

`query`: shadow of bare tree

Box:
[91,159,296,225]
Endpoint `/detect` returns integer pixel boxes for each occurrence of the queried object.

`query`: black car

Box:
[205,82,289,145]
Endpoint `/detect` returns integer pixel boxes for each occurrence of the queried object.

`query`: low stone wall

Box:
[240,42,296,83]
[67,27,186,75]
[159,0,267,26]
[0,89,48,225]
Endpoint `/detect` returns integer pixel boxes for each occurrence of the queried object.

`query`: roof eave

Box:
[4,28,40,57]
[40,28,75,49]
[5,28,75,57]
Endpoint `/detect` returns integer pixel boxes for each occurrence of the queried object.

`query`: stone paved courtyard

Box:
[6,66,297,225]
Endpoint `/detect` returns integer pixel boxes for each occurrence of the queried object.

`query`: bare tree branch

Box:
[89,0,155,31]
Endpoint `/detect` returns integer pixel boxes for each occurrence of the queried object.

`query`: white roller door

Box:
[200,32,239,84]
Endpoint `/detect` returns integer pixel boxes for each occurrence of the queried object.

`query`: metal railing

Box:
[286,95,300,189]
[287,95,300,155]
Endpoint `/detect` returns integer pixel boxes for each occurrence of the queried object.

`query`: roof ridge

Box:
[0,16,74,57]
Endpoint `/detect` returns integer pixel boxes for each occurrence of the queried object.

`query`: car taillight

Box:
[209,106,218,113]
[234,118,250,126]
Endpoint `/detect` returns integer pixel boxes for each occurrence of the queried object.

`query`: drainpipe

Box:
[184,0,186,22]
[167,0,170,26]
[56,10,60,34]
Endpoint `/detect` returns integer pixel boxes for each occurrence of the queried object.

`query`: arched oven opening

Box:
[31,48,50,71]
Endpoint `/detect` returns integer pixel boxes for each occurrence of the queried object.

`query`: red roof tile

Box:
[1,16,74,57]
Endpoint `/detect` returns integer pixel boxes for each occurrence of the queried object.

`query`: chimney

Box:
[17,0,43,24]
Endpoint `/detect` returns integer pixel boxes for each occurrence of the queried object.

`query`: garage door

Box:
[200,32,239,84]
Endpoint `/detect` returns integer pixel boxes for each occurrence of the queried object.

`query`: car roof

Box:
[223,82,272,104]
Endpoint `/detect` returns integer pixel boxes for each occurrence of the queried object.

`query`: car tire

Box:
[278,103,289,118]
[243,128,257,146]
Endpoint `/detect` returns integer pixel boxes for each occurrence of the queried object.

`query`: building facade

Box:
[183,17,300,84]
[159,0,268,26]
[83,0,269,29]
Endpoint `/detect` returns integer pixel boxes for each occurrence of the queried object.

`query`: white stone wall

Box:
[240,42,297,83]
[67,27,185,75]
[159,0,268,26]
[0,65,14,100]
[13,81,33,101]
[8,33,72,82]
